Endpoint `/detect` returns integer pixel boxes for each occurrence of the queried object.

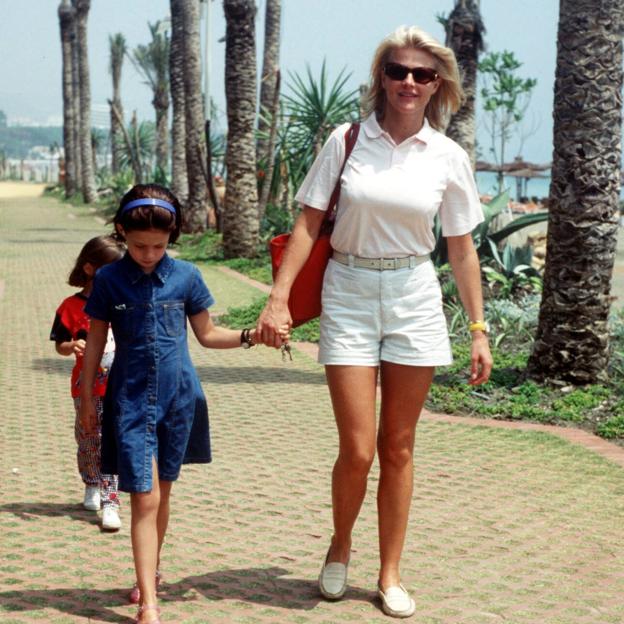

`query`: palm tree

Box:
[223,0,259,258]
[527,0,624,384]
[58,0,78,197]
[72,0,97,202]
[442,0,485,168]
[169,0,188,203]
[130,23,170,175]
[70,5,82,187]
[109,33,126,175]
[180,0,208,232]
[256,0,281,163]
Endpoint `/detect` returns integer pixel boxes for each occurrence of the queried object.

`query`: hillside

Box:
[0,126,63,159]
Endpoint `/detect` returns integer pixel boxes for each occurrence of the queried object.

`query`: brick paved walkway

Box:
[2,184,624,624]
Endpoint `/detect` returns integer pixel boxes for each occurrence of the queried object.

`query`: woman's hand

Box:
[256,297,292,348]
[79,398,98,434]
[256,206,325,348]
[469,332,493,385]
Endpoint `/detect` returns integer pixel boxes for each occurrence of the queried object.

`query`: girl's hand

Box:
[79,398,98,434]
[469,332,493,385]
[73,339,86,357]
[256,298,292,348]
[248,326,290,349]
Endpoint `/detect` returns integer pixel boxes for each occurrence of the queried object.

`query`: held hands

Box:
[469,332,493,385]
[73,339,86,357]
[255,297,293,348]
[79,397,98,434]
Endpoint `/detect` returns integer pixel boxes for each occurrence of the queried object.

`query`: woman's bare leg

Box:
[377,362,434,589]
[324,364,378,562]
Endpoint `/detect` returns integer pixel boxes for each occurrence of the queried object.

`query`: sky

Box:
[0,0,559,163]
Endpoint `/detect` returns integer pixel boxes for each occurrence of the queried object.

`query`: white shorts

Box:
[318,258,453,367]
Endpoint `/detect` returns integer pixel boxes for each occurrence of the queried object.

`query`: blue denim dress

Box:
[85,253,214,493]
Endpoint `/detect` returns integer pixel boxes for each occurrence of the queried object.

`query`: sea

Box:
[475,171,624,202]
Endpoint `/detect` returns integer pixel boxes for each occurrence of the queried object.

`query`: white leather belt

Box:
[332,251,430,271]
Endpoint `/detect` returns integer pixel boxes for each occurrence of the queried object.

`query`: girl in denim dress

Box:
[78,184,279,624]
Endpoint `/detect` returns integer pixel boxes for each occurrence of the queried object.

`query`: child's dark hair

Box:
[114,184,183,243]
[68,235,125,287]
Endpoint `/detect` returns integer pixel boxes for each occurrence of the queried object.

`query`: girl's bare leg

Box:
[131,457,172,622]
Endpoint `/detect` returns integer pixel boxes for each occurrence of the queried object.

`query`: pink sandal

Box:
[135,604,161,624]
[129,570,162,604]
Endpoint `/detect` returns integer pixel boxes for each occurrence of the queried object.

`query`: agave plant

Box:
[431,191,549,267]
[262,61,360,215]
[114,118,155,184]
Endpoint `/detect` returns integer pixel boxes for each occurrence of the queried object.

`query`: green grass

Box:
[428,339,624,441]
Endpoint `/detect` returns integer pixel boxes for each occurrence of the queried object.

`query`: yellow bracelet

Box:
[469,320,489,333]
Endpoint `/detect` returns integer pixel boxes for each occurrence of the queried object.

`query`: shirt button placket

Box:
[146,286,157,472]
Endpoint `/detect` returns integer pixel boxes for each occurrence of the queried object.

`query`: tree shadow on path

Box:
[0,502,101,529]
[163,566,376,611]
[0,566,378,622]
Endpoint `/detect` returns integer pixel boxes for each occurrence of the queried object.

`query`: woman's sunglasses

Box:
[383,62,439,84]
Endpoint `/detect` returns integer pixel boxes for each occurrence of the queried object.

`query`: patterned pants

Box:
[73,397,119,509]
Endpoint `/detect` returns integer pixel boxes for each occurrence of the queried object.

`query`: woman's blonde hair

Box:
[363,25,463,131]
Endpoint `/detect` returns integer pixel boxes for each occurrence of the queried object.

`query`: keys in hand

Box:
[281,343,292,362]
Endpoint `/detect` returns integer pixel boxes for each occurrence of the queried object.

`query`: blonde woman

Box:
[257,26,492,618]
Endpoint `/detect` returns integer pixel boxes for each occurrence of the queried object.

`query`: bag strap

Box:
[322,122,361,230]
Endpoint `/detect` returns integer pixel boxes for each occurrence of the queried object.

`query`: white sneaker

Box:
[101,506,121,531]
[83,485,100,511]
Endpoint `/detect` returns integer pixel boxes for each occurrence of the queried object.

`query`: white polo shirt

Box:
[295,114,484,258]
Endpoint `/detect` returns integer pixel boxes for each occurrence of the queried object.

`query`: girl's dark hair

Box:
[114,183,183,243]
[68,235,125,287]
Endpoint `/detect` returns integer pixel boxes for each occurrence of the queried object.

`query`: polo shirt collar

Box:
[122,251,174,285]
[363,114,434,145]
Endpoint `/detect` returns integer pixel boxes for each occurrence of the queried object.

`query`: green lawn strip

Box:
[428,342,624,441]
[196,265,266,316]
[419,419,624,478]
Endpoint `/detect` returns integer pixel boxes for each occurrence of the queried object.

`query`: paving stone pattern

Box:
[2,188,624,623]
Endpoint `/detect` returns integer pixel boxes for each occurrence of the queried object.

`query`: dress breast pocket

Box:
[162,302,186,337]
[111,303,138,340]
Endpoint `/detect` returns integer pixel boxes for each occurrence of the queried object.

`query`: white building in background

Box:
[92,104,109,129]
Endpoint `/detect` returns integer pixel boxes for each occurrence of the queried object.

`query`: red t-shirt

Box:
[50,293,115,398]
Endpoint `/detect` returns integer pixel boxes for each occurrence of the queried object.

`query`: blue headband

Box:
[120,198,176,215]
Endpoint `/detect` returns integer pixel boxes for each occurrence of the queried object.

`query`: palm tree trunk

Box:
[70,6,81,189]
[109,33,126,175]
[223,0,260,258]
[256,0,280,163]
[527,0,624,384]
[72,0,97,202]
[181,0,207,232]
[169,0,188,203]
[154,87,169,174]
[258,69,281,219]
[58,0,77,197]
[444,0,485,169]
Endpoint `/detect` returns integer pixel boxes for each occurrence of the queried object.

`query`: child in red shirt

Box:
[50,235,124,530]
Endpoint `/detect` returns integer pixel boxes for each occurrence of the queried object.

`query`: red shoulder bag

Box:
[269,123,361,327]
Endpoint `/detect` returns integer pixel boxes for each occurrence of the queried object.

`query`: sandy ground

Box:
[0,181,47,199]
